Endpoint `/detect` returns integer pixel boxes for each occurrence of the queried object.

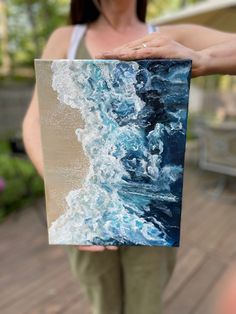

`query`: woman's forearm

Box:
[23,116,44,178]
[22,90,44,178]
[199,38,236,76]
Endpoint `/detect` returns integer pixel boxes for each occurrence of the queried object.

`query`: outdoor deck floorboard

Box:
[1,164,236,314]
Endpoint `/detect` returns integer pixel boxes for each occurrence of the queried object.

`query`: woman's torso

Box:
[68,23,158,60]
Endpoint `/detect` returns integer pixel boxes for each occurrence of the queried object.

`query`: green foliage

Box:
[6,0,69,68]
[0,140,44,222]
[147,0,203,20]
[186,115,198,141]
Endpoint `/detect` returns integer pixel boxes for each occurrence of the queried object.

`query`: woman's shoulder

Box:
[41,26,75,59]
[51,25,75,38]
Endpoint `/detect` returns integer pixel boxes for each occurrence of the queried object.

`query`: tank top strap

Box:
[67,24,87,59]
[147,23,159,34]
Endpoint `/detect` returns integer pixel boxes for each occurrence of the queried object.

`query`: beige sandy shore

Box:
[35,61,89,227]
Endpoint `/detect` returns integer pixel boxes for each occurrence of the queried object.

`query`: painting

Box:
[35,59,192,246]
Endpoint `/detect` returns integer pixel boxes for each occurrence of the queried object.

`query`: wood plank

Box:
[193,270,226,314]
[164,257,225,314]
[200,207,236,253]
[1,260,69,313]
[62,295,91,314]
[163,247,205,304]
[0,165,235,314]
[24,282,86,314]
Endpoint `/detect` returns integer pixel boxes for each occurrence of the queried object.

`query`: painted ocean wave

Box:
[49,59,191,246]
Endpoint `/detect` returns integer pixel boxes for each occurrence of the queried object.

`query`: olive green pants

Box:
[67,246,177,314]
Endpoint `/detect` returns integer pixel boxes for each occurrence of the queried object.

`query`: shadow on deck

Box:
[1,164,236,314]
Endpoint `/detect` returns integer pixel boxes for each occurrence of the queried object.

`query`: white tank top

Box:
[67,23,159,60]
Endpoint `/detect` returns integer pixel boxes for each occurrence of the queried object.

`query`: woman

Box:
[23,1,236,313]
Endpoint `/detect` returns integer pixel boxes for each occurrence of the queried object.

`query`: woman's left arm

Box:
[164,24,236,76]
[97,24,236,77]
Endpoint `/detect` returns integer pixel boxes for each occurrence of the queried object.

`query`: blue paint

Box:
[50,59,192,246]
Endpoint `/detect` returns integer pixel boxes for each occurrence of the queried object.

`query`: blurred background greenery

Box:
[0,139,44,222]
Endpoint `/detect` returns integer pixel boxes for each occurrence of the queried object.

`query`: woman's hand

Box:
[96,33,209,77]
[76,245,118,252]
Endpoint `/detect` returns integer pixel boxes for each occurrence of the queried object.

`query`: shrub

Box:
[0,140,44,222]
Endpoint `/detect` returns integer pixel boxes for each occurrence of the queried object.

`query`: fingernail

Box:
[101,51,112,56]
[107,246,118,250]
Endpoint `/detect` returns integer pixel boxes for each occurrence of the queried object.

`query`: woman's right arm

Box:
[22,27,73,177]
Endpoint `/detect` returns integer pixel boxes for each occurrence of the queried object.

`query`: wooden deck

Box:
[1,164,236,314]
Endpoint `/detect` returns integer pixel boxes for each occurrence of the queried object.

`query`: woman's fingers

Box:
[115,33,163,50]
[97,39,195,62]
[96,40,170,60]
[98,47,167,60]
[96,41,154,59]
[77,245,105,251]
[117,33,156,50]
[96,35,202,76]
[123,34,169,50]
[106,246,118,250]
[96,35,170,59]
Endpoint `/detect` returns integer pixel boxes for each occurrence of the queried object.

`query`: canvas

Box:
[35,59,192,247]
